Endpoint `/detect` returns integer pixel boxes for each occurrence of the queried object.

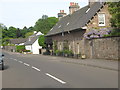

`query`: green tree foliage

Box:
[25,32,34,38]
[34,16,58,35]
[1,15,58,45]
[108,2,120,28]
[38,35,46,48]
[42,15,48,19]
[108,2,120,36]
[0,24,9,45]
[21,26,28,38]
[7,26,17,38]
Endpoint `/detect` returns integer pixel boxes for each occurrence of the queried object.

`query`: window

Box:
[66,22,69,26]
[58,25,61,28]
[86,8,90,13]
[98,13,105,26]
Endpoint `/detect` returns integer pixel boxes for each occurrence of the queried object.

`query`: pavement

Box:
[58,57,119,71]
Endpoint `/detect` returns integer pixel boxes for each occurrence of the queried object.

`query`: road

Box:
[1,51,118,88]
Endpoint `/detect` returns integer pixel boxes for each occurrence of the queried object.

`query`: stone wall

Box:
[84,37,120,60]
[3,46,16,52]
[51,30,86,55]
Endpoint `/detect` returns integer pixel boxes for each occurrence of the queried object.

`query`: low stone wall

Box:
[3,46,16,52]
[84,37,120,60]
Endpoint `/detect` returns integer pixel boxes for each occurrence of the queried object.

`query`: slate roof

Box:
[24,32,43,45]
[9,38,27,44]
[24,35,40,45]
[46,2,105,36]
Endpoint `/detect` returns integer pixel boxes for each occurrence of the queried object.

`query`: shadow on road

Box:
[0,65,9,71]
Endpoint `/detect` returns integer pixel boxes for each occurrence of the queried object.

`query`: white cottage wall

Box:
[32,39,42,54]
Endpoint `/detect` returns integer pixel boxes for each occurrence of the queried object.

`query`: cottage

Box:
[8,38,27,52]
[46,1,112,58]
[25,31,43,54]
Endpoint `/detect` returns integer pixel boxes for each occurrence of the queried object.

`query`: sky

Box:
[0,0,89,29]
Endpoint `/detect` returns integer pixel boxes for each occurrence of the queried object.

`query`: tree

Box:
[16,28,22,38]
[21,26,28,38]
[38,35,46,48]
[25,32,34,38]
[7,26,17,38]
[108,2,120,28]
[42,15,48,19]
[34,17,58,35]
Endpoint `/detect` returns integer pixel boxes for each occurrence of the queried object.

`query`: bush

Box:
[63,50,73,54]
[16,45,25,53]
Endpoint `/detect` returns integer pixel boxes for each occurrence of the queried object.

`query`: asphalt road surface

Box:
[1,51,118,88]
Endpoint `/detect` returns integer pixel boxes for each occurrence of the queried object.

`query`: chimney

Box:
[69,2,80,14]
[89,0,98,7]
[58,10,67,20]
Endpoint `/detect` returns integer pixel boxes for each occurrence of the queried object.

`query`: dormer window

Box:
[86,8,90,13]
[50,28,53,31]
[98,13,105,26]
[58,25,61,28]
[66,22,70,26]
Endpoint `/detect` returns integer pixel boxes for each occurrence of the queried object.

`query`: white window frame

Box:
[98,13,105,26]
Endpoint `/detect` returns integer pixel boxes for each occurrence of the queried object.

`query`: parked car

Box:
[0,53,4,70]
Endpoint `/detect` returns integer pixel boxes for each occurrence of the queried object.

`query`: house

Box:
[46,1,112,58]
[8,38,27,52]
[25,31,43,54]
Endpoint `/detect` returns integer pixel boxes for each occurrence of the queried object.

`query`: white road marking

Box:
[24,63,30,67]
[45,73,66,84]
[31,66,41,72]
[14,59,17,61]
[19,61,23,63]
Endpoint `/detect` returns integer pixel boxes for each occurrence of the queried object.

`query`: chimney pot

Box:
[70,2,74,6]
[69,2,80,14]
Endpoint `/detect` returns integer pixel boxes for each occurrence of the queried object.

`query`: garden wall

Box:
[84,36,120,60]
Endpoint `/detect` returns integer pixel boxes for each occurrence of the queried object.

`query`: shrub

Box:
[16,45,25,53]
[63,50,73,55]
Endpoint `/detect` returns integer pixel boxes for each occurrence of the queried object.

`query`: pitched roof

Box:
[24,32,43,45]
[46,2,105,36]
[24,35,39,45]
[9,38,27,44]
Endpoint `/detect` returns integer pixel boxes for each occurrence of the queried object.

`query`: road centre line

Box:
[19,61,23,63]
[14,59,17,61]
[45,73,66,84]
[24,63,30,67]
[32,66,41,72]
